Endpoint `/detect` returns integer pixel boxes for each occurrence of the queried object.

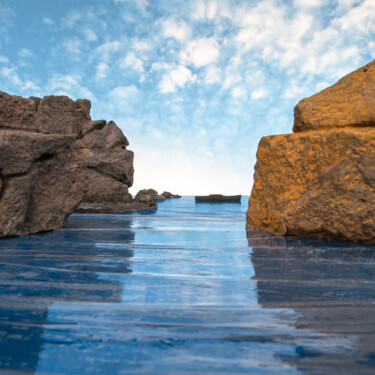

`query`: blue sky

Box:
[0,0,374,194]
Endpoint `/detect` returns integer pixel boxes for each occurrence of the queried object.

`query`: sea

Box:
[0,196,374,374]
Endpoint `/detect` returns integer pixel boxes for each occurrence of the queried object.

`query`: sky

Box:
[0,0,374,195]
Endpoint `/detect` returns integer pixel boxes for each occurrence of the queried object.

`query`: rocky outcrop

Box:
[293,60,375,132]
[247,60,375,243]
[162,191,181,198]
[0,91,151,236]
[0,130,86,237]
[137,189,166,201]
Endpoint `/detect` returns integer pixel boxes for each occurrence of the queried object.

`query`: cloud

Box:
[120,51,144,72]
[63,38,81,54]
[0,56,9,63]
[82,27,97,42]
[162,19,190,42]
[181,38,220,67]
[96,63,110,79]
[46,74,94,100]
[232,86,246,98]
[204,65,222,84]
[18,48,33,58]
[251,89,266,99]
[43,16,54,25]
[61,10,82,29]
[109,85,139,98]
[94,40,120,62]
[159,65,196,93]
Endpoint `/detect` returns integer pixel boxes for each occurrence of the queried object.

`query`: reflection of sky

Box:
[1,197,374,374]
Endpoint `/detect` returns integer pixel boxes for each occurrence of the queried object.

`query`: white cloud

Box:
[132,38,152,52]
[162,19,190,42]
[1,67,21,85]
[18,48,32,58]
[204,65,222,84]
[109,85,138,98]
[251,88,266,99]
[159,65,196,93]
[94,40,120,62]
[232,86,246,98]
[62,11,81,29]
[63,38,81,54]
[46,74,94,100]
[181,38,220,67]
[120,51,144,72]
[0,55,9,63]
[43,16,54,25]
[82,28,97,42]
[96,63,109,79]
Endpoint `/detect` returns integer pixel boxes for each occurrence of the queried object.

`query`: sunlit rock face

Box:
[247,60,375,243]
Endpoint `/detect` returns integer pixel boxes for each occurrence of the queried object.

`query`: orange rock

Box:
[293,60,375,132]
[247,127,375,243]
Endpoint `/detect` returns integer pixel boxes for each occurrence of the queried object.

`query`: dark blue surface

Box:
[0,197,375,374]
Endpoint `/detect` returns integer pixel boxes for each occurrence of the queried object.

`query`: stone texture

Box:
[136,189,165,201]
[195,194,241,202]
[0,91,39,131]
[78,121,129,149]
[247,127,375,243]
[293,60,375,132]
[36,96,91,138]
[81,148,134,186]
[81,119,107,137]
[162,191,181,198]
[0,130,86,237]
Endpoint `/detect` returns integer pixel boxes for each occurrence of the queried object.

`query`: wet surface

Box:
[0,197,375,374]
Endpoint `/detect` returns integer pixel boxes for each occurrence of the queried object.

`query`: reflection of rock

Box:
[248,230,375,373]
[247,61,375,243]
[0,215,135,373]
[162,191,181,198]
[0,130,86,237]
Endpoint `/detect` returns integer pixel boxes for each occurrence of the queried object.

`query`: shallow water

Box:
[0,196,375,374]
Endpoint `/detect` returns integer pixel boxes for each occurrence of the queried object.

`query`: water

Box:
[0,196,375,374]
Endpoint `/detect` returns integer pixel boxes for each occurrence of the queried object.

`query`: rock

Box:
[81,119,106,137]
[247,122,375,243]
[133,190,158,208]
[293,60,375,132]
[80,148,134,186]
[162,191,181,198]
[0,91,39,131]
[36,96,91,138]
[0,130,86,237]
[248,60,375,243]
[78,121,129,149]
[136,189,165,201]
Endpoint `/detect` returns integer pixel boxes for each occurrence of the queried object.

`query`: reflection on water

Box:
[0,216,135,374]
[248,229,375,374]
[0,197,374,374]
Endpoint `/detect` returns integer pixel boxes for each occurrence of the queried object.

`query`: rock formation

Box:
[136,189,166,201]
[162,191,181,198]
[0,91,153,236]
[247,60,375,243]
[0,130,86,237]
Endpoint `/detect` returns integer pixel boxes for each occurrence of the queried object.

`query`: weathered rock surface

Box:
[248,60,375,243]
[162,191,181,198]
[293,60,375,132]
[136,189,165,201]
[0,130,86,237]
[36,96,91,138]
[0,91,39,131]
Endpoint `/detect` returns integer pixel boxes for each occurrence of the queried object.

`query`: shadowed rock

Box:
[162,191,181,198]
[0,130,86,237]
[136,189,165,201]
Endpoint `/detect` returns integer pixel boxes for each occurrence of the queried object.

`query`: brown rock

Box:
[81,148,134,186]
[0,91,39,131]
[0,130,86,237]
[247,127,375,243]
[79,169,133,205]
[293,60,375,132]
[81,119,107,137]
[36,96,91,138]
[78,121,129,149]
[136,189,165,201]
[162,191,181,198]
